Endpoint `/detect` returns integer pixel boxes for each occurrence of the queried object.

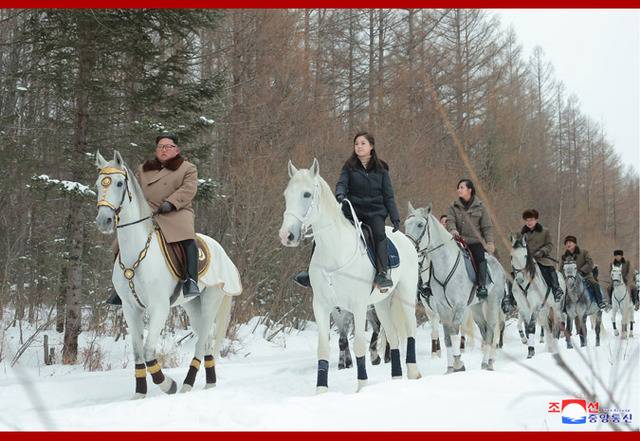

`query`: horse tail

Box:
[213,294,233,357]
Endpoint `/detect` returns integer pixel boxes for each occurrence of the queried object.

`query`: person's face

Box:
[614,255,622,261]
[524,217,538,230]
[156,138,180,162]
[440,216,447,226]
[565,241,576,253]
[457,182,472,201]
[354,136,373,159]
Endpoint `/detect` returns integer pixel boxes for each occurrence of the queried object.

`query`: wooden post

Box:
[43,334,49,365]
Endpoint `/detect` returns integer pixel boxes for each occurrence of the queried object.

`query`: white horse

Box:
[278,159,421,393]
[405,202,505,372]
[610,265,634,339]
[95,150,242,398]
[563,258,602,348]
[510,234,565,358]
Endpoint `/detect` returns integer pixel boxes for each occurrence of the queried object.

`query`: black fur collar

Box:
[521,222,543,234]
[142,154,184,172]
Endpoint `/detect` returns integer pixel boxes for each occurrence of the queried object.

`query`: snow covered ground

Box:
[1,309,638,431]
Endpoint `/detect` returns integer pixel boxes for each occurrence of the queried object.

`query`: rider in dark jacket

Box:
[293,132,401,289]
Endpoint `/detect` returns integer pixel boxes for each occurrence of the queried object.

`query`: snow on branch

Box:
[29,175,96,198]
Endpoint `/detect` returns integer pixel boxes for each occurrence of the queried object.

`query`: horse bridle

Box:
[406,214,450,257]
[97,167,153,229]
[283,180,321,238]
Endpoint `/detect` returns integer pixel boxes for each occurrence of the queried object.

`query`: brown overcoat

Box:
[137,155,197,243]
[519,223,556,267]
[445,197,495,246]
[559,246,596,284]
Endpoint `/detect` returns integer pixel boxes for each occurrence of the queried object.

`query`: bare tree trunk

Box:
[63,15,96,364]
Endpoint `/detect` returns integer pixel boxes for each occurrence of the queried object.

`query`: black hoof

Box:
[454,365,466,372]
[371,356,381,365]
[167,379,178,395]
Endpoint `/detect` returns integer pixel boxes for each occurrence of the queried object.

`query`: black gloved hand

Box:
[156,201,176,214]
[336,193,345,203]
[392,220,400,233]
[533,250,544,259]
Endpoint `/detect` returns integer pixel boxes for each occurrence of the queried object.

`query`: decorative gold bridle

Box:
[97,165,154,309]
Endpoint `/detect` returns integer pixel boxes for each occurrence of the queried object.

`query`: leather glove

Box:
[392,219,400,233]
[533,250,544,259]
[451,230,461,239]
[485,242,496,254]
[156,201,176,214]
[336,193,345,203]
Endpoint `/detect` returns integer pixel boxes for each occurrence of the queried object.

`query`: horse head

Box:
[404,201,433,249]
[510,233,534,284]
[610,265,624,287]
[94,150,132,234]
[279,158,321,247]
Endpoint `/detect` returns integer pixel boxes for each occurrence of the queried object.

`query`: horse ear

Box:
[95,150,108,169]
[113,150,125,168]
[509,233,516,245]
[521,234,527,246]
[408,201,415,214]
[426,202,433,214]
[310,158,319,177]
[288,160,298,178]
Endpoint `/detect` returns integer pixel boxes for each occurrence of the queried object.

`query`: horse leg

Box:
[471,306,490,370]
[121,303,147,399]
[565,317,574,349]
[526,316,536,359]
[539,325,545,344]
[367,307,381,365]
[397,294,421,380]
[353,309,369,391]
[443,327,454,374]
[144,303,177,395]
[578,315,587,347]
[427,306,442,358]
[313,299,331,394]
[375,299,402,379]
[595,311,602,347]
[182,288,224,392]
[448,323,465,372]
[612,305,620,336]
[498,320,505,349]
[518,317,527,345]
[338,330,353,370]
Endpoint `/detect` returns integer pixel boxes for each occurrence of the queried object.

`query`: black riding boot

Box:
[105,289,122,305]
[476,261,488,299]
[549,269,564,302]
[181,239,201,298]
[374,239,393,288]
[292,242,315,288]
[293,271,311,288]
[590,281,606,310]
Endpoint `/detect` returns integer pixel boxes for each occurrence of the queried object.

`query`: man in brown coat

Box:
[607,250,631,300]
[107,132,200,305]
[559,236,606,310]
[519,209,563,301]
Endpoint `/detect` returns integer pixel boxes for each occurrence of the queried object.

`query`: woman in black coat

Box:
[293,131,401,289]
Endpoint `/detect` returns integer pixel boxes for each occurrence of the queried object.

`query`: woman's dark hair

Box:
[345,131,386,171]
[457,179,476,197]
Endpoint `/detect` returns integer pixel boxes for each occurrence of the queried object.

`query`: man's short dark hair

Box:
[440,214,448,221]
[155,132,178,145]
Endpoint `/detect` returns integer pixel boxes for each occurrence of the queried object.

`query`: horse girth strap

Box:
[117,228,155,309]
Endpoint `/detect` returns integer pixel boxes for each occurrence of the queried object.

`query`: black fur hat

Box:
[522,209,539,219]
[614,249,624,256]
[564,235,577,245]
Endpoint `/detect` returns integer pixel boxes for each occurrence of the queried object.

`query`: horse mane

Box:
[316,173,352,229]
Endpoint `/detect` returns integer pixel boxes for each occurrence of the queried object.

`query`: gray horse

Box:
[563,258,603,348]
[332,306,390,369]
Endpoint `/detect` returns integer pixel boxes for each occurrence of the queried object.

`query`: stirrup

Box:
[182,278,200,298]
[293,271,311,288]
[374,272,393,289]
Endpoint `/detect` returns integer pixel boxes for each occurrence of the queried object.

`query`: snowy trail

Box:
[1,312,638,431]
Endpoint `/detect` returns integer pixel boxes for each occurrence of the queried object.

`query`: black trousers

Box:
[538,263,556,289]
[361,215,388,272]
[467,243,486,265]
